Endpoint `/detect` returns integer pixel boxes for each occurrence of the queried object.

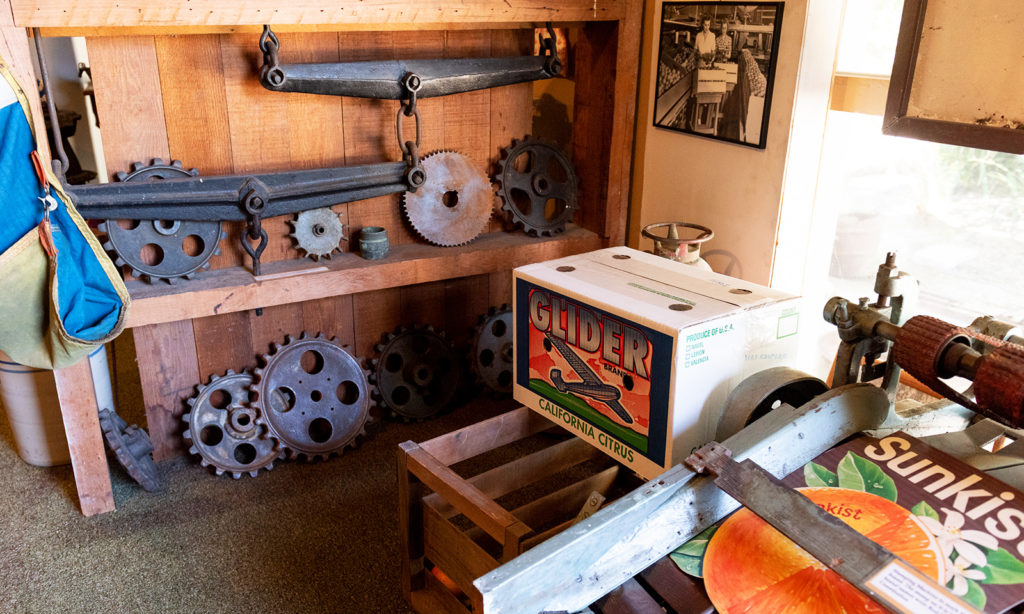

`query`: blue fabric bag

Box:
[0,55,128,369]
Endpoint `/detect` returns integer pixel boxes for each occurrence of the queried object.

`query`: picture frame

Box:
[883,0,1024,155]
[653,1,783,149]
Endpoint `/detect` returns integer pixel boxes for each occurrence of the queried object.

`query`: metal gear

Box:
[402,151,494,247]
[370,325,462,420]
[183,370,280,478]
[97,159,224,283]
[495,136,578,236]
[98,407,161,492]
[252,333,372,460]
[290,207,346,261]
[472,304,514,397]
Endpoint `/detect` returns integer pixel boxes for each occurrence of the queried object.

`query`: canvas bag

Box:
[0,55,129,369]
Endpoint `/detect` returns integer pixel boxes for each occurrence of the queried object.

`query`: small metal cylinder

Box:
[359,226,389,260]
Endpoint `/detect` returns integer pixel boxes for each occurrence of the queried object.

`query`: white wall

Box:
[628,0,842,289]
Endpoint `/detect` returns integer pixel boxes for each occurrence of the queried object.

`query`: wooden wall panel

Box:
[86,36,170,176]
[133,320,200,460]
[154,34,240,269]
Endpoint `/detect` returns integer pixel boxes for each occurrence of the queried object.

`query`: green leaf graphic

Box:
[960,577,987,610]
[911,501,940,521]
[670,524,718,578]
[804,462,838,488]
[836,452,898,501]
[981,547,1024,584]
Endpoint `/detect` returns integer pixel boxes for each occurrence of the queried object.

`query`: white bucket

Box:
[0,346,115,467]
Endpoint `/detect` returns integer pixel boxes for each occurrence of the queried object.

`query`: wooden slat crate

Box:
[398,406,644,614]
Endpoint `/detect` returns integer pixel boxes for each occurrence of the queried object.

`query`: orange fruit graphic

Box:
[702,487,945,613]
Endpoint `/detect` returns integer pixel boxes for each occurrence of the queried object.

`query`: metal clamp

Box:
[396,73,425,190]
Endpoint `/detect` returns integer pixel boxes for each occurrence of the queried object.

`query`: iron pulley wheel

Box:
[184,370,280,478]
[97,159,224,283]
[495,137,578,236]
[472,305,514,397]
[715,367,829,441]
[371,325,462,420]
[253,333,372,460]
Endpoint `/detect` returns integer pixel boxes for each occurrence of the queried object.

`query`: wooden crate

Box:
[397,406,643,613]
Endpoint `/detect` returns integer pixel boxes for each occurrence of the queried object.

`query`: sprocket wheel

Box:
[290,207,346,261]
[252,333,372,460]
[495,136,579,236]
[370,325,462,420]
[98,407,161,492]
[472,305,514,397]
[402,151,494,247]
[97,159,224,283]
[183,370,280,478]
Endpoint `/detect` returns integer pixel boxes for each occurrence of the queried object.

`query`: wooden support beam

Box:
[54,359,115,516]
[12,0,625,29]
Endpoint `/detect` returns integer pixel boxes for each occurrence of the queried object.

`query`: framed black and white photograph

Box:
[653,2,783,148]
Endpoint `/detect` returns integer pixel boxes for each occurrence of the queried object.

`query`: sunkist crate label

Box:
[671,432,1024,613]
[515,279,673,465]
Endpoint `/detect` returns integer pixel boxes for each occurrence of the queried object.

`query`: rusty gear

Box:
[99,407,161,491]
[472,304,514,397]
[290,207,346,260]
[402,151,494,246]
[252,333,372,460]
[495,136,578,236]
[370,325,462,420]
[97,159,224,283]
[184,370,280,478]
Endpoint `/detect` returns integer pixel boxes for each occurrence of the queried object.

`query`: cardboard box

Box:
[513,247,801,479]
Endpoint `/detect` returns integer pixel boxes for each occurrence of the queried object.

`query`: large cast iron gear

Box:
[98,407,161,492]
[495,136,579,237]
[472,304,514,397]
[402,151,494,247]
[290,207,346,261]
[96,159,224,284]
[370,325,462,420]
[183,370,280,478]
[252,333,372,460]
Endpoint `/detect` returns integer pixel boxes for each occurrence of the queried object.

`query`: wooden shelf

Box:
[124,226,601,329]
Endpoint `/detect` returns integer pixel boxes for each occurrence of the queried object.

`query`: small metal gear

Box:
[472,304,514,397]
[402,151,494,247]
[252,333,372,460]
[97,159,224,284]
[495,136,579,236]
[370,325,462,420]
[290,207,346,261]
[98,407,161,492]
[183,370,280,478]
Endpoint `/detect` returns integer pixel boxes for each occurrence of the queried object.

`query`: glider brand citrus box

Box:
[513,246,801,479]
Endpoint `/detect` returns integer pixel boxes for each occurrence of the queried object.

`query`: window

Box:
[800,1,1024,377]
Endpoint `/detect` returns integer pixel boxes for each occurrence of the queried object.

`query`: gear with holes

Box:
[97,159,224,283]
[402,151,494,247]
[371,325,462,420]
[290,207,346,260]
[183,370,280,478]
[253,333,372,460]
[98,407,161,492]
[472,304,514,397]
[495,136,578,236]
[715,367,829,441]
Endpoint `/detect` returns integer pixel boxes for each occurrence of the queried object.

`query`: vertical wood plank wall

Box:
[87,30,535,459]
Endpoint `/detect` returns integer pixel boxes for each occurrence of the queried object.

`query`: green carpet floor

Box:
[0,399,516,613]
